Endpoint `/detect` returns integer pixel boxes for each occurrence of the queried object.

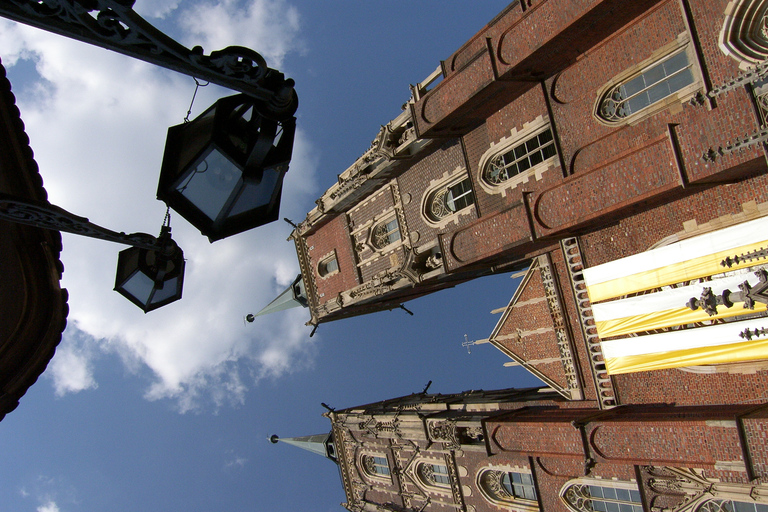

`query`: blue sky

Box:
[0,2,542,510]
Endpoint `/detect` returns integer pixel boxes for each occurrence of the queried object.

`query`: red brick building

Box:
[288,0,768,333]
[276,387,768,512]
[273,0,768,511]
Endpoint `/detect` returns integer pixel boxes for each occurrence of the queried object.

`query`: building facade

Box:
[287,0,768,336]
[276,387,768,512]
[274,0,768,510]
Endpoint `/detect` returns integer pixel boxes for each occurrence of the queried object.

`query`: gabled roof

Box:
[487,255,583,400]
[0,57,69,421]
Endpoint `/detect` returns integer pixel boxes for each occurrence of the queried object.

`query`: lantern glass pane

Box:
[229,168,281,216]
[150,276,180,305]
[121,270,155,306]
[177,148,241,221]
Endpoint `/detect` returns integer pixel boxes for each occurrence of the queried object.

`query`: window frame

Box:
[477,116,558,197]
[371,216,401,250]
[360,454,392,481]
[593,35,703,126]
[317,251,340,278]
[477,467,540,510]
[560,478,643,512]
[425,176,476,222]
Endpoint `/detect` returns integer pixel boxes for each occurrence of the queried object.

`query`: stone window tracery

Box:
[362,455,390,477]
[561,480,642,512]
[483,128,556,186]
[598,50,694,123]
[426,177,475,221]
[419,463,451,487]
[372,217,401,250]
[478,468,539,509]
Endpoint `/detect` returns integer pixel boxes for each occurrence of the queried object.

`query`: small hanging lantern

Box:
[114,225,185,312]
[156,93,296,242]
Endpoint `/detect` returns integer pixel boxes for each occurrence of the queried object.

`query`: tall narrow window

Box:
[419,463,450,487]
[362,455,390,477]
[427,177,475,221]
[562,482,643,512]
[318,253,339,277]
[483,128,556,186]
[372,218,401,249]
[478,469,539,509]
[598,49,695,123]
[503,472,537,501]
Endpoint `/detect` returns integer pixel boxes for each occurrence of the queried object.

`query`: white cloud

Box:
[177,0,304,68]
[47,328,99,397]
[3,1,318,411]
[37,501,60,512]
[134,0,182,19]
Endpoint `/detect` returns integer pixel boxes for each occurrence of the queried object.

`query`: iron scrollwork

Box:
[0,193,162,250]
[0,0,297,118]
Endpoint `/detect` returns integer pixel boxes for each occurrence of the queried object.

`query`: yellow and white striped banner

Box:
[583,216,768,374]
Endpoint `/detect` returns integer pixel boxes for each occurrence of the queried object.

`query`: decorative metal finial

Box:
[687,269,768,315]
[739,326,768,340]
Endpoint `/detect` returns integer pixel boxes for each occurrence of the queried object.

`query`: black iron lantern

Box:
[157,93,297,242]
[114,226,185,312]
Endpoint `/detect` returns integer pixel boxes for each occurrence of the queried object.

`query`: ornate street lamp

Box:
[114,225,185,312]
[0,195,185,312]
[157,94,296,242]
[0,0,299,241]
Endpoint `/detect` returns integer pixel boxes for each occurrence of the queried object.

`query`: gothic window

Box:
[697,500,768,512]
[503,472,537,500]
[561,481,643,512]
[426,177,475,221]
[479,469,539,506]
[362,455,390,477]
[597,49,695,124]
[483,128,557,186]
[372,217,401,250]
[318,253,339,277]
[719,0,768,67]
[419,463,451,487]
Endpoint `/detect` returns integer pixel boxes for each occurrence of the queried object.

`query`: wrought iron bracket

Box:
[0,0,297,118]
[0,192,164,251]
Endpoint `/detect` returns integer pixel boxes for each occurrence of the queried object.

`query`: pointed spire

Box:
[269,432,337,462]
[252,274,308,318]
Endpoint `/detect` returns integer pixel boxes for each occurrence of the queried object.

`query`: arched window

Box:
[697,499,768,512]
[318,253,339,277]
[426,177,475,221]
[597,49,695,123]
[479,469,538,505]
[561,481,642,512]
[419,463,450,487]
[483,128,556,186]
[362,455,390,477]
[372,217,401,250]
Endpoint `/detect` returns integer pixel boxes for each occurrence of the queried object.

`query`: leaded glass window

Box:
[483,128,556,185]
[562,483,643,512]
[420,463,450,487]
[698,499,768,512]
[428,177,475,221]
[599,50,694,122]
[373,218,401,249]
[363,455,390,476]
[502,472,537,500]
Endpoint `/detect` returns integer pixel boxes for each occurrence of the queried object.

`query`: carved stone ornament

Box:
[427,420,459,448]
